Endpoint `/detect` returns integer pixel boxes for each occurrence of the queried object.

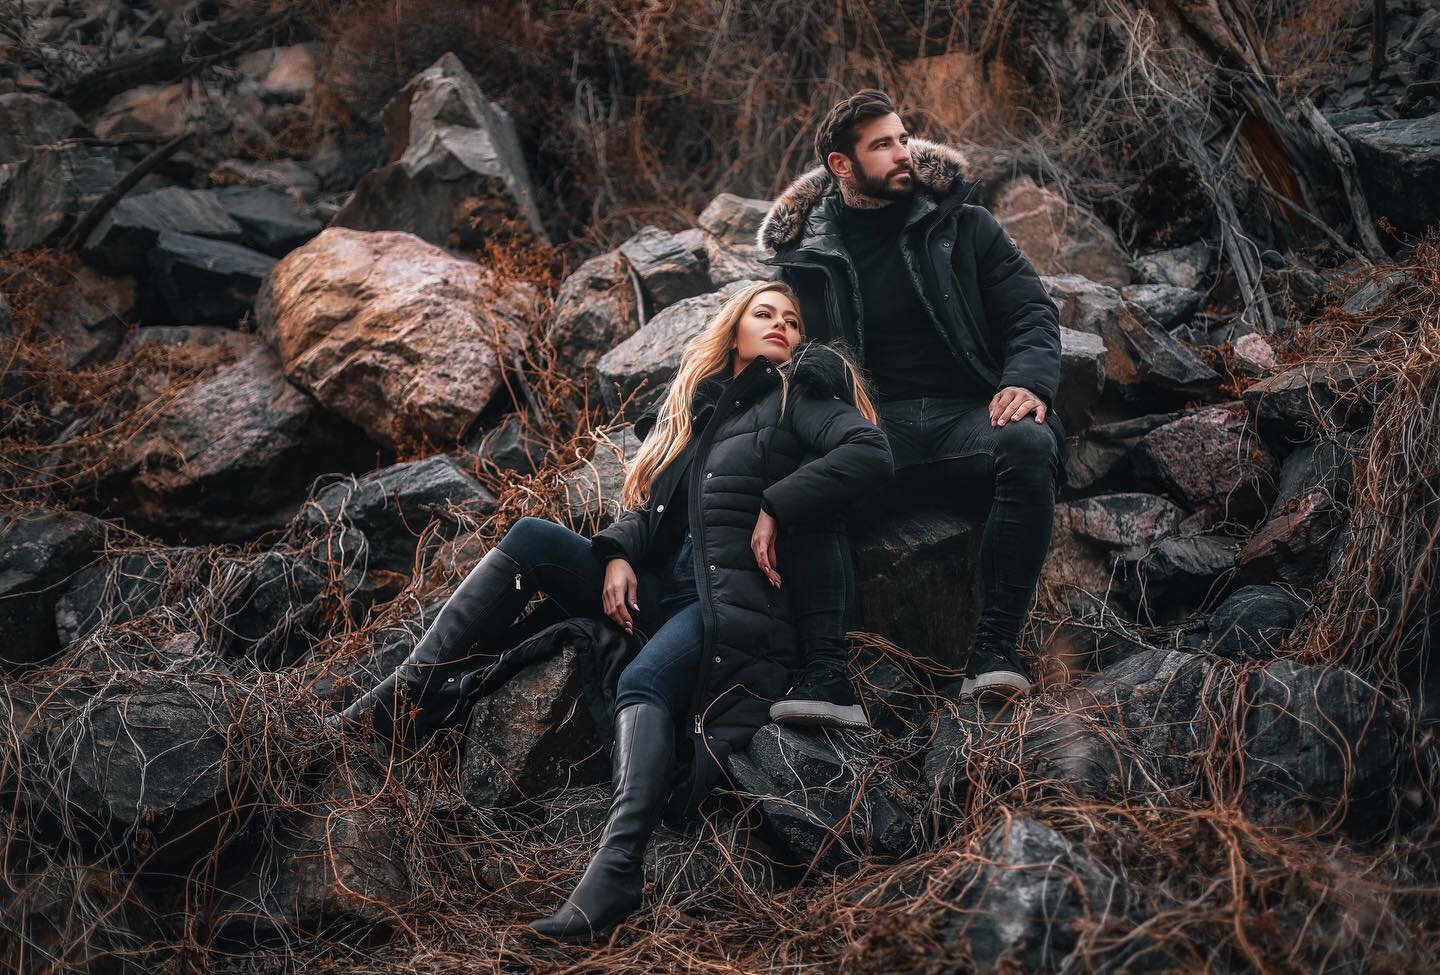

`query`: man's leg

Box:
[768,518,869,730]
[926,404,1060,698]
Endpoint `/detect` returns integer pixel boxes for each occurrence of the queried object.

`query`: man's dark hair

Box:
[814,89,899,176]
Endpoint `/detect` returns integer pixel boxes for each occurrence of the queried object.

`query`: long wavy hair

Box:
[620,281,878,509]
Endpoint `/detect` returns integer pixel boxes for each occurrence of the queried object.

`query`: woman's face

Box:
[732,290,802,372]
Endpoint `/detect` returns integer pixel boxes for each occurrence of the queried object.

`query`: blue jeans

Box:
[866,397,1060,651]
[497,517,702,718]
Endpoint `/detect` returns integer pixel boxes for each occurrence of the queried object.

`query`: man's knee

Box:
[993,418,1058,464]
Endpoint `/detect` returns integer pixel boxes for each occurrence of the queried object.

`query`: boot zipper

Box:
[694,715,702,735]
[514,572,522,590]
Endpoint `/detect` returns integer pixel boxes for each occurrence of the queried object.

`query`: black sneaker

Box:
[769,664,870,730]
[961,643,1034,702]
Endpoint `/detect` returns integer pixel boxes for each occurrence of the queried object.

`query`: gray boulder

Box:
[1130,240,1212,290]
[1121,282,1203,330]
[0,93,88,163]
[619,225,712,311]
[559,425,642,527]
[1242,362,1375,452]
[1064,412,1177,493]
[1204,585,1307,659]
[334,52,547,248]
[81,187,244,271]
[1041,493,1184,612]
[698,193,771,246]
[0,144,143,249]
[35,673,238,852]
[1045,274,1219,401]
[728,723,913,873]
[302,455,495,579]
[597,283,754,416]
[147,230,277,326]
[0,863,162,975]
[544,250,638,378]
[109,338,369,541]
[207,767,413,940]
[851,505,983,671]
[212,185,322,256]
[933,817,1127,973]
[1342,113,1440,239]
[1056,325,1107,433]
[461,645,608,808]
[0,509,108,667]
[1121,533,1239,621]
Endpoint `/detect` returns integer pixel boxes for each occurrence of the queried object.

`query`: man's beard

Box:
[851,156,915,202]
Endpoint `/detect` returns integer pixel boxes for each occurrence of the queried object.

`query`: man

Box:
[762,89,1066,712]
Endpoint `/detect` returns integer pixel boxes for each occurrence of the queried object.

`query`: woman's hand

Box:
[752,508,782,588]
[602,558,639,635]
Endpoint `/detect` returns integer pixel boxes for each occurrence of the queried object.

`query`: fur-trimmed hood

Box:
[756,138,972,253]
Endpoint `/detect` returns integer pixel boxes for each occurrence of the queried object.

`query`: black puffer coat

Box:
[757,139,1070,483]
[590,341,893,817]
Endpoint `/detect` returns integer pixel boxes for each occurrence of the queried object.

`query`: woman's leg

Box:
[331,517,610,750]
[529,601,702,943]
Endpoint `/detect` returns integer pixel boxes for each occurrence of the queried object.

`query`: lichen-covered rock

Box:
[1040,493,1184,611]
[461,646,607,809]
[1134,406,1279,521]
[255,227,537,450]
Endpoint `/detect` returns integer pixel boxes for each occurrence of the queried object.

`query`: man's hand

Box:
[602,558,639,635]
[989,386,1046,426]
[752,508,782,589]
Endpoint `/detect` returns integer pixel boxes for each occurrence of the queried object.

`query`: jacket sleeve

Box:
[761,396,893,526]
[972,208,1063,406]
[590,508,647,565]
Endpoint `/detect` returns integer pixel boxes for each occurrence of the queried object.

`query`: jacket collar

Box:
[632,341,861,440]
[756,138,973,253]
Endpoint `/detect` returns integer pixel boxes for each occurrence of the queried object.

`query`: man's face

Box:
[830,112,914,201]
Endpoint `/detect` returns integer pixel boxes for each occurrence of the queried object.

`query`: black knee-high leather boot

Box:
[527,702,675,943]
[327,546,530,752]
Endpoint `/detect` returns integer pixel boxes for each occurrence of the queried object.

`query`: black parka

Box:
[757,139,1070,483]
[590,341,893,817]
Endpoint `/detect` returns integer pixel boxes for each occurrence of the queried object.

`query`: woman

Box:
[328,281,892,942]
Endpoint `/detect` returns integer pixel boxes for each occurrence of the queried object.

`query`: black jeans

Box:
[496,517,703,719]
[867,397,1059,652]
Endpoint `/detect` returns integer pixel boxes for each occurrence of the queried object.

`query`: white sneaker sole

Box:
[769,699,871,730]
[958,672,1032,702]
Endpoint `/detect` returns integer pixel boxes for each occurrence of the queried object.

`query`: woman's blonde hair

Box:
[620,281,878,509]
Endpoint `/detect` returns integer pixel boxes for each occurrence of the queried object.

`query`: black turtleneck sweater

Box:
[839,201,962,402]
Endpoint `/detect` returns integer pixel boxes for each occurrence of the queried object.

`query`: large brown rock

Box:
[993,176,1132,287]
[256,227,536,450]
[333,52,547,248]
